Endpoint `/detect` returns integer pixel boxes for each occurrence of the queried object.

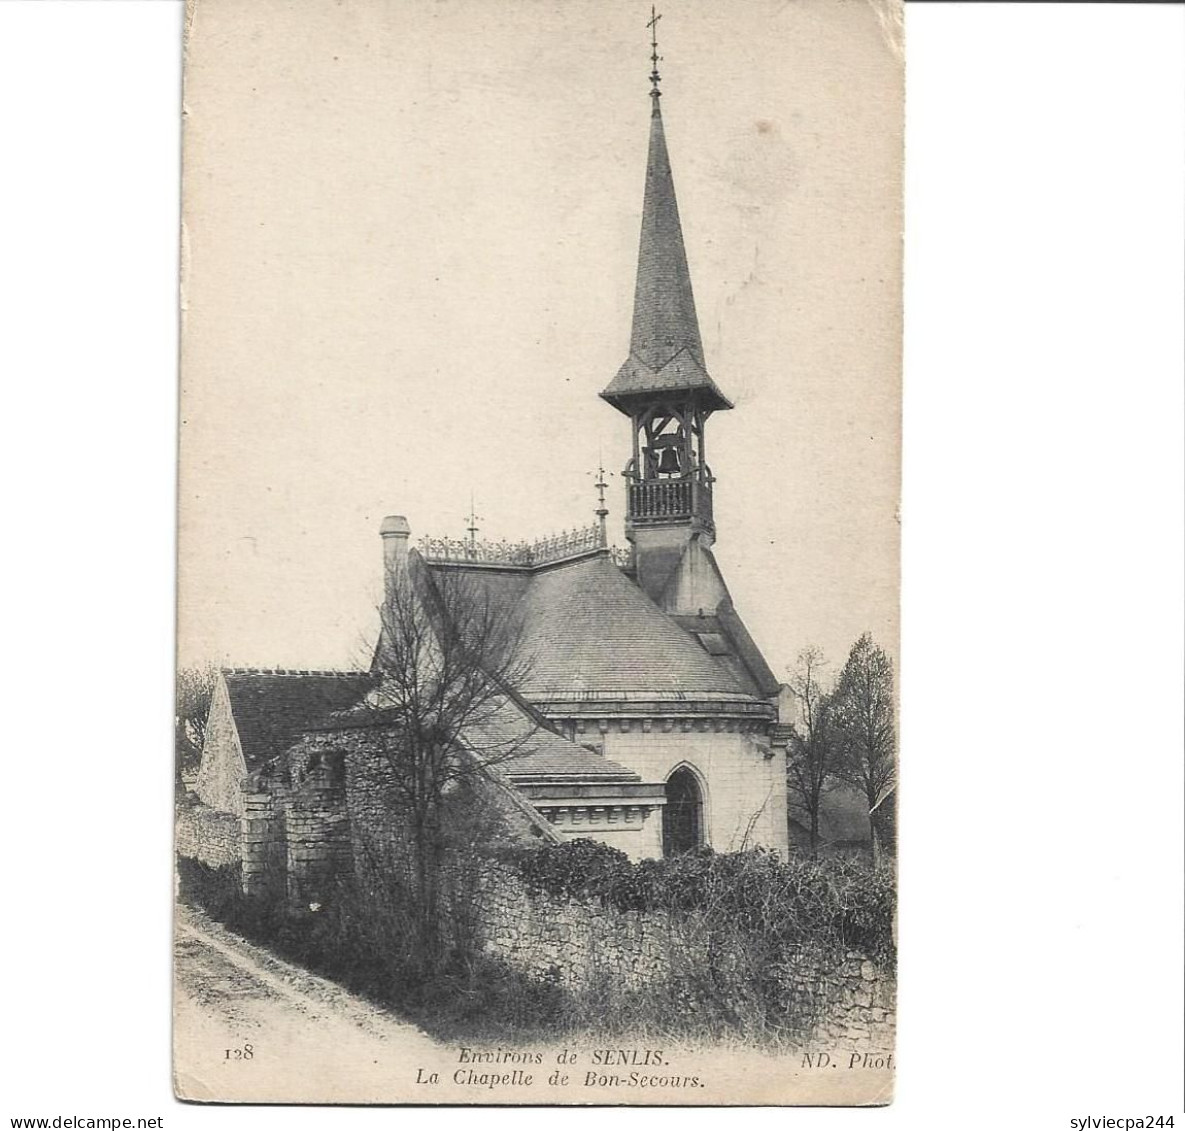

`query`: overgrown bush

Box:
[176,854,292,946]
[175,856,243,922]
[507,839,895,962]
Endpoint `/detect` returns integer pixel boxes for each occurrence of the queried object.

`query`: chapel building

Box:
[188,44,790,877]
[401,57,789,859]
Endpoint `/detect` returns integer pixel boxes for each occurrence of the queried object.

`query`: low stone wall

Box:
[285,782,353,908]
[241,791,286,899]
[240,748,353,907]
[474,864,670,988]
[472,862,896,1049]
[175,801,241,868]
[800,951,897,1046]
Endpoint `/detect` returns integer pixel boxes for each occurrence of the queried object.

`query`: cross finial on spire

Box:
[647,5,662,113]
[465,493,482,548]
[594,457,610,544]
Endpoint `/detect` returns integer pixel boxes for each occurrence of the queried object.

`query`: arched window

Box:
[663,766,704,856]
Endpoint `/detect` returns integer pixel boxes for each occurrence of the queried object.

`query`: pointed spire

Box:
[601,13,732,416]
[631,99,702,372]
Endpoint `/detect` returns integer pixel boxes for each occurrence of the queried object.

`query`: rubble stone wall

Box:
[175,802,241,868]
[472,861,896,1049]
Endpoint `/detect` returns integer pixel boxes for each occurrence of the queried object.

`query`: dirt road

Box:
[173,906,440,1103]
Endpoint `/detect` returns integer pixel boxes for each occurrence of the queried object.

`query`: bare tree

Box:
[783,647,839,858]
[175,663,217,788]
[830,633,896,865]
[343,556,541,968]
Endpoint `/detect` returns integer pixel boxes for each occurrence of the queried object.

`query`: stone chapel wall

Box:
[589,721,789,857]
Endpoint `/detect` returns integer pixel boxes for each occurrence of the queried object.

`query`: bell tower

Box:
[600,9,734,603]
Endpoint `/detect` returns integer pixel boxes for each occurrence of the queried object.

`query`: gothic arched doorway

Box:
[663,766,704,857]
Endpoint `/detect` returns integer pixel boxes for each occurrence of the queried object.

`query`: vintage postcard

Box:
[175,0,902,1105]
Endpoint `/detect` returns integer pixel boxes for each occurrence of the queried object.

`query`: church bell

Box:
[656,445,682,475]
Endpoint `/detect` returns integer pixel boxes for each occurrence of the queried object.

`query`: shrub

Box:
[175,855,242,921]
[505,839,895,961]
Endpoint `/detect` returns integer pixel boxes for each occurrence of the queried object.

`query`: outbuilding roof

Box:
[221,669,374,771]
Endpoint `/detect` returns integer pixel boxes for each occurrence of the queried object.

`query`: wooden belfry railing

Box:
[628,479,712,525]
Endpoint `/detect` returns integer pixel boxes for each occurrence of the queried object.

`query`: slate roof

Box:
[312,660,641,782]
[423,552,768,705]
[670,613,762,696]
[517,555,755,700]
[601,103,732,415]
[222,669,374,771]
[603,351,732,415]
[670,605,782,699]
[464,695,640,782]
[426,562,532,641]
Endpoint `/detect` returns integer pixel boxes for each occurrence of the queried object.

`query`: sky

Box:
[178,0,903,686]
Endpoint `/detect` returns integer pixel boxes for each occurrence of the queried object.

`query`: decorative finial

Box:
[465,493,482,549]
[647,5,663,113]
[594,457,610,545]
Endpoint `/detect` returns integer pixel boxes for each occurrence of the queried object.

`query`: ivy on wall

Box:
[503,839,895,962]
